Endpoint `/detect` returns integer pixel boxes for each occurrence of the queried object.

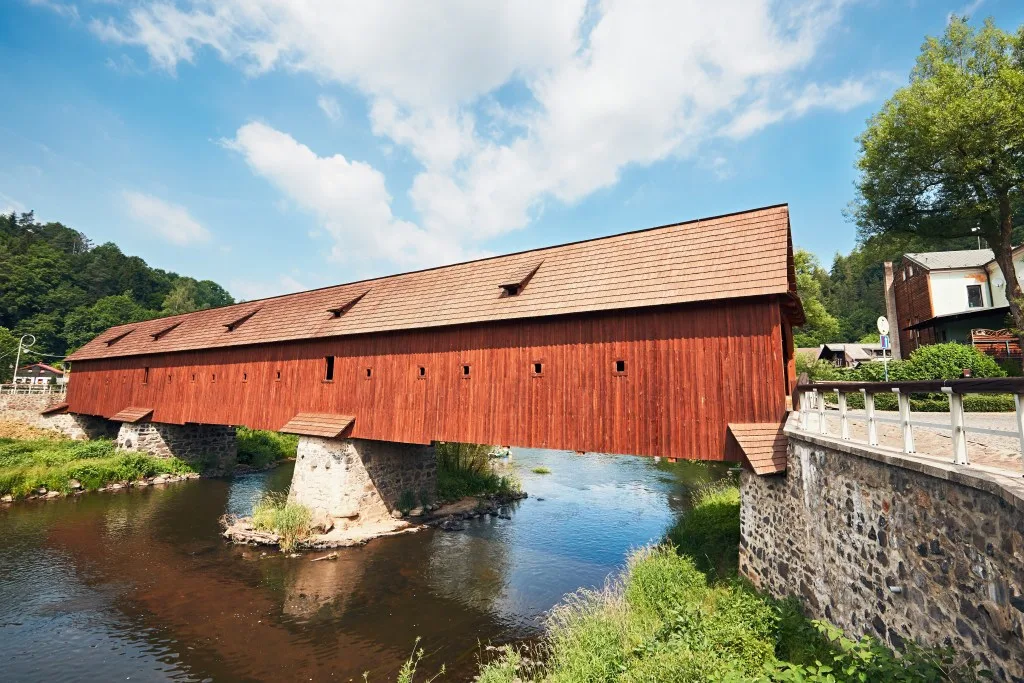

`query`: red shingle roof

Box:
[727,422,788,475]
[67,204,795,362]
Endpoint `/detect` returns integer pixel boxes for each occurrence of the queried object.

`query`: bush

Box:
[666,481,741,579]
[0,437,197,498]
[251,492,312,552]
[435,442,521,501]
[236,427,298,468]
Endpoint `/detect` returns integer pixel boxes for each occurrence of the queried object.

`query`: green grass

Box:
[251,492,312,552]
[236,427,298,468]
[666,480,741,579]
[435,442,521,501]
[475,479,985,682]
[531,466,552,475]
[0,437,196,498]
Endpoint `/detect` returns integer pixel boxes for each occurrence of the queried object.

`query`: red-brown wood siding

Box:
[892,261,934,354]
[66,298,789,461]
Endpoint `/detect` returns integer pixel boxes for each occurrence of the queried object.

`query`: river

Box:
[0,448,730,682]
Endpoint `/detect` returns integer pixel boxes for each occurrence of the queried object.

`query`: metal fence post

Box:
[862,389,878,446]
[816,389,827,434]
[942,387,968,465]
[893,388,915,454]
[838,391,850,440]
[1014,394,1024,469]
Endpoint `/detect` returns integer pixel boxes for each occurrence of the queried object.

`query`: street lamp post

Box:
[11,334,35,387]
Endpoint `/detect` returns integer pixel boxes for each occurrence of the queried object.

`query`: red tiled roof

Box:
[279,413,355,438]
[67,204,795,361]
[110,407,154,423]
[727,422,788,475]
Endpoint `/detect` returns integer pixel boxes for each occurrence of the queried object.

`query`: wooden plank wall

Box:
[892,262,934,354]
[66,298,789,461]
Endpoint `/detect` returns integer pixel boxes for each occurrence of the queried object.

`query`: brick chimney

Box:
[883,261,902,360]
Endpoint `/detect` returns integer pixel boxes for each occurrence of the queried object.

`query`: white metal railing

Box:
[795,378,1024,472]
[0,383,67,396]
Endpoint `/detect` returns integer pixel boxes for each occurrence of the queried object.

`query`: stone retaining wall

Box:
[116,422,237,475]
[741,428,1024,681]
[289,437,437,522]
[0,392,116,439]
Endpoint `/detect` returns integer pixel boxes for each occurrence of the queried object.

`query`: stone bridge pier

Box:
[288,437,437,527]
[115,422,237,476]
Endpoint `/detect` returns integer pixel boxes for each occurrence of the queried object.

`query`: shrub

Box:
[531,466,551,474]
[251,492,312,552]
[435,442,521,501]
[236,427,298,468]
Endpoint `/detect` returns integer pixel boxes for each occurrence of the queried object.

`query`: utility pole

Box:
[11,334,35,387]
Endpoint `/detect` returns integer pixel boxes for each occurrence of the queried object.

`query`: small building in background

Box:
[798,343,886,368]
[885,249,1018,362]
[15,362,66,385]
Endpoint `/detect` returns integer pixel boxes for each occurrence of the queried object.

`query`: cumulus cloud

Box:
[92,0,877,269]
[122,190,211,245]
[223,122,479,266]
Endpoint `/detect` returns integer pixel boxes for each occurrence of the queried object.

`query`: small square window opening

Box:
[325,356,335,381]
[242,372,248,382]
[615,359,626,374]
[365,367,373,379]
[143,367,149,384]
[418,366,426,378]
[276,370,281,381]
[532,362,543,376]
[462,364,471,377]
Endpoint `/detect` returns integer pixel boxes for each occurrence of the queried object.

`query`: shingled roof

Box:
[67,204,796,362]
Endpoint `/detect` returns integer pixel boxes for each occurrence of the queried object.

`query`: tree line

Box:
[0,211,234,382]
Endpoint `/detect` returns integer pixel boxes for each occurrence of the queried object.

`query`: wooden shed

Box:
[64,204,803,461]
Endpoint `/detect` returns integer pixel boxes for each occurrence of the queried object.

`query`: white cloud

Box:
[92,0,876,269]
[230,274,306,301]
[223,122,480,266]
[317,95,342,123]
[122,190,212,245]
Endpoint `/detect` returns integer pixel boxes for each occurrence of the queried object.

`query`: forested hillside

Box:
[0,210,233,381]
[793,232,999,348]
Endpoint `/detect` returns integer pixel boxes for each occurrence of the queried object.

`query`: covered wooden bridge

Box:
[61,204,803,521]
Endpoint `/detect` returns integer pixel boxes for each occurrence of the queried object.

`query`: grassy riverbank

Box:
[472,479,983,682]
[0,435,196,498]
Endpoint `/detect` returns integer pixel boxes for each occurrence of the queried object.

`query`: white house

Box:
[885,248,1021,361]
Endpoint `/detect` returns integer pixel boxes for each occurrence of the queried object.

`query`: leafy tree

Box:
[161,280,200,316]
[853,17,1024,340]
[0,327,18,383]
[62,294,154,351]
[793,249,841,347]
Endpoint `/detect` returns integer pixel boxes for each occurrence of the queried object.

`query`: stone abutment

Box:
[741,427,1024,681]
[116,422,237,475]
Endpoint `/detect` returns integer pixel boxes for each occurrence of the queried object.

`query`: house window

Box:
[324,356,335,382]
[966,284,983,308]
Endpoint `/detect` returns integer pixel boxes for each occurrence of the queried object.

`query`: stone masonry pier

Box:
[741,422,1024,681]
[0,391,117,440]
[116,422,237,475]
[289,436,437,528]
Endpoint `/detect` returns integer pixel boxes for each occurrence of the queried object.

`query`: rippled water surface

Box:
[0,449,728,681]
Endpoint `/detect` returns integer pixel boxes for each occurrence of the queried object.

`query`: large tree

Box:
[853,17,1024,338]
[793,249,841,347]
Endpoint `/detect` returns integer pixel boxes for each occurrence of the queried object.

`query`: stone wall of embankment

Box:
[740,427,1024,681]
[0,391,116,439]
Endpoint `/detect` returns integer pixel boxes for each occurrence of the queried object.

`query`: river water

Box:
[0,449,729,682]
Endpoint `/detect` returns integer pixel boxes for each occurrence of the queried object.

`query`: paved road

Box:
[803,409,1023,474]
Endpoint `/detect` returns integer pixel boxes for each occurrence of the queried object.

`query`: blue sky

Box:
[2,0,1022,300]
